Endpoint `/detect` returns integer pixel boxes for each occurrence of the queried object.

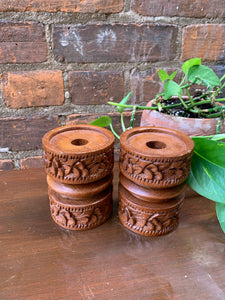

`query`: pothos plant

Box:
[90,58,225,233]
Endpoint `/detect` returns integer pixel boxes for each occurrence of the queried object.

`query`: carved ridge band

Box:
[49,189,112,230]
[44,146,114,184]
[118,185,183,236]
[120,147,192,188]
[120,145,193,163]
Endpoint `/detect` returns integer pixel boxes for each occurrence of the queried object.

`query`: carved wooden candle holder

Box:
[42,125,114,230]
[118,126,194,236]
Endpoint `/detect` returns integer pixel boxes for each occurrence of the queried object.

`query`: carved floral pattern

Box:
[118,195,180,236]
[49,196,112,230]
[120,150,191,186]
[44,148,114,183]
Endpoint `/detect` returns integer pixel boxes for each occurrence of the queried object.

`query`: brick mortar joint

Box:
[0,149,44,169]
[0,11,224,25]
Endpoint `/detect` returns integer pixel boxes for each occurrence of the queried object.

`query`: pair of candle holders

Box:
[42,125,194,236]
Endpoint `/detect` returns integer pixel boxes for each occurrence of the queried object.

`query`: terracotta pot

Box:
[140,99,225,136]
[42,124,114,230]
[118,126,194,236]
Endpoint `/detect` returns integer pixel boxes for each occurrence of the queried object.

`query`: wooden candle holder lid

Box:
[43,125,115,184]
[120,126,194,188]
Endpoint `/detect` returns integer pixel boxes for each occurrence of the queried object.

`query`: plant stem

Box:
[108,101,188,111]
[179,74,187,86]
[129,105,137,128]
[204,111,224,118]
[188,99,225,110]
[220,74,225,82]
[178,95,188,109]
[201,106,225,113]
[108,102,155,110]
[121,113,126,132]
[180,77,198,90]
[109,124,120,140]
[216,116,223,134]
[188,99,211,109]
[185,88,194,106]
[215,98,225,102]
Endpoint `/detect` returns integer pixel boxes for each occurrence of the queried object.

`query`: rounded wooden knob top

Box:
[42,125,114,184]
[120,126,194,158]
[120,126,194,188]
[43,124,114,155]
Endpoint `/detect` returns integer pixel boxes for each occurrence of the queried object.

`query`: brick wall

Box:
[0,0,224,169]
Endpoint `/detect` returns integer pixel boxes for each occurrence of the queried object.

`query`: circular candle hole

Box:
[146,141,166,149]
[71,138,88,146]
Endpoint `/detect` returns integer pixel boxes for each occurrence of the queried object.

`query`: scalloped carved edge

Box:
[118,187,183,236]
[49,190,112,230]
[44,146,114,184]
[120,147,192,187]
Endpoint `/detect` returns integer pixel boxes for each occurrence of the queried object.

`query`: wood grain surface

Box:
[0,164,225,300]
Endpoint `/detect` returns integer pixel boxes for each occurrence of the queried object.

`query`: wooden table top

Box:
[0,164,225,300]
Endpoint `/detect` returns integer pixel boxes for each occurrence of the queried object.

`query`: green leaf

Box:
[216,202,225,233]
[211,134,225,141]
[182,58,201,74]
[187,138,225,204]
[191,138,225,168]
[187,153,225,204]
[170,70,178,81]
[90,116,112,127]
[117,91,132,114]
[164,80,182,100]
[188,65,221,87]
[192,134,225,141]
[158,70,177,82]
[158,70,170,82]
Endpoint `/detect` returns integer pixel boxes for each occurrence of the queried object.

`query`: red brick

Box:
[1,70,64,108]
[130,69,163,104]
[66,111,142,137]
[130,68,183,103]
[53,24,177,63]
[0,160,15,171]
[68,71,124,105]
[66,112,132,161]
[0,116,60,151]
[182,25,225,61]
[0,22,47,63]
[20,156,44,169]
[130,66,225,102]
[132,0,225,17]
[0,0,123,13]
[66,111,142,159]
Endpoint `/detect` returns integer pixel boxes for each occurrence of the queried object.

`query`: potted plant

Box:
[140,58,225,136]
[90,58,225,234]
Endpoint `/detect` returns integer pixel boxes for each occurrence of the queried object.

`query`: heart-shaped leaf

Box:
[158,70,178,82]
[158,69,170,82]
[192,137,225,168]
[187,138,225,204]
[90,116,112,127]
[164,80,182,100]
[188,65,221,87]
[182,58,201,74]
